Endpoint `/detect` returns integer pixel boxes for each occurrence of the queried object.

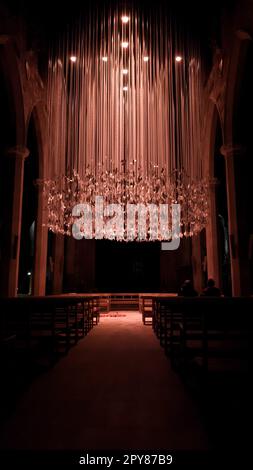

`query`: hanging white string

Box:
[42,2,209,239]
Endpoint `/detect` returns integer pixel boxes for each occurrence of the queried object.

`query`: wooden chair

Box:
[141,296,153,325]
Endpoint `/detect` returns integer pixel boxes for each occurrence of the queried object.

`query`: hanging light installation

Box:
[41,2,209,240]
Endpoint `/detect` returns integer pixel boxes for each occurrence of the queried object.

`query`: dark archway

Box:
[232,40,253,294]
[45,230,54,295]
[200,228,207,288]
[214,111,231,295]
[18,113,39,294]
[0,51,17,295]
[96,240,161,292]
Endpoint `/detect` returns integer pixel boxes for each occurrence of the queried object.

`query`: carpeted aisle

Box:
[0,312,209,450]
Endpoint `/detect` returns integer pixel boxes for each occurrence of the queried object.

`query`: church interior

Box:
[0,0,252,466]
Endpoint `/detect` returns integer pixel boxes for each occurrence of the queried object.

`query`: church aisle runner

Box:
[0,312,209,450]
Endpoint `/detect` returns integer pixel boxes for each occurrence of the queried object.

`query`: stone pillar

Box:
[77,239,96,291]
[6,146,29,297]
[206,178,221,288]
[191,234,203,293]
[64,236,77,292]
[52,234,65,294]
[220,144,250,295]
[33,183,48,295]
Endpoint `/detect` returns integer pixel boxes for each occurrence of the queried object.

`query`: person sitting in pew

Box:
[201,278,221,297]
[178,279,198,297]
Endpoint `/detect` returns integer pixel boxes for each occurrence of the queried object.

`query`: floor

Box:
[0,312,209,451]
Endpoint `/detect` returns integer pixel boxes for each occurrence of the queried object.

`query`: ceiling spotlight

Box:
[70,56,77,63]
[123,86,128,91]
[122,42,129,49]
[143,56,149,62]
[121,15,130,23]
[175,56,183,62]
[122,69,128,74]
[102,56,108,62]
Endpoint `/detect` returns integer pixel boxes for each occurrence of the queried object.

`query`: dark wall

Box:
[96,240,160,292]
[214,112,231,295]
[0,56,16,295]
[18,114,39,294]
[233,41,253,293]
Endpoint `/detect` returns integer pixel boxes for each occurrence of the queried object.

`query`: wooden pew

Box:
[0,295,98,363]
[110,293,139,311]
[153,298,183,357]
[153,297,252,373]
[178,298,250,373]
[139,295,153,325]
[98,295,110,314]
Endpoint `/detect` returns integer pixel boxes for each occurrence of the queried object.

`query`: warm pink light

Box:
[122,42,129,49]
[70,56,77,63]
[123,86,128,91]
[143,56,149,62]
[102,56,108,62]
[121,16,130,24]
[122,69,128,75]
[175,55,183,62]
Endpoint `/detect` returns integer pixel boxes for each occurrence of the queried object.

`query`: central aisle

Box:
[0,312,209,450]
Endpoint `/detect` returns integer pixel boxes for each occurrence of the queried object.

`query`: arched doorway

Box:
[214,111,231,295]
[232,40,253,294]
[200,228,207,288]
[95,240,161,292]
[18,113,39,295]
[0,49,17,295]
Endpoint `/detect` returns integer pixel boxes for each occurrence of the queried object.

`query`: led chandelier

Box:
[41,3,209,241]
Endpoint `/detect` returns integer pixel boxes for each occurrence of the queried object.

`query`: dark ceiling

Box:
[0,0,237,81]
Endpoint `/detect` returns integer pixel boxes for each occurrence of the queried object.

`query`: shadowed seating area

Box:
[0,0,252,466]
[0,295,251,467]
[0,311,210,451]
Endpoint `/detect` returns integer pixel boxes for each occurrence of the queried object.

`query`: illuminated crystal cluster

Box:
[42,6,209,241]
[40,168,209,240]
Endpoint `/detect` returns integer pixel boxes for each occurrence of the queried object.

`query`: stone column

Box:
[52,234,65,294]
[6,146,29,297]
[205,178,221,288]
[33,183,48,295]
[191,234,203,293]
[64,236,76,292]
[220,144,250,295]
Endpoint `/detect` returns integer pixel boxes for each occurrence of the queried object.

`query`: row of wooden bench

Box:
[55,294,140,312]
[141,296,252,374]
[0,296,101,363]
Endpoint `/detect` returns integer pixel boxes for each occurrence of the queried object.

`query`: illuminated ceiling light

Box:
[122,42,129,49]
[70,56,77,63]
[122,69,128,74]
[102,56,108,62]
[27,272,32,276]
[121,15,130,23]
[44,12,209,241]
